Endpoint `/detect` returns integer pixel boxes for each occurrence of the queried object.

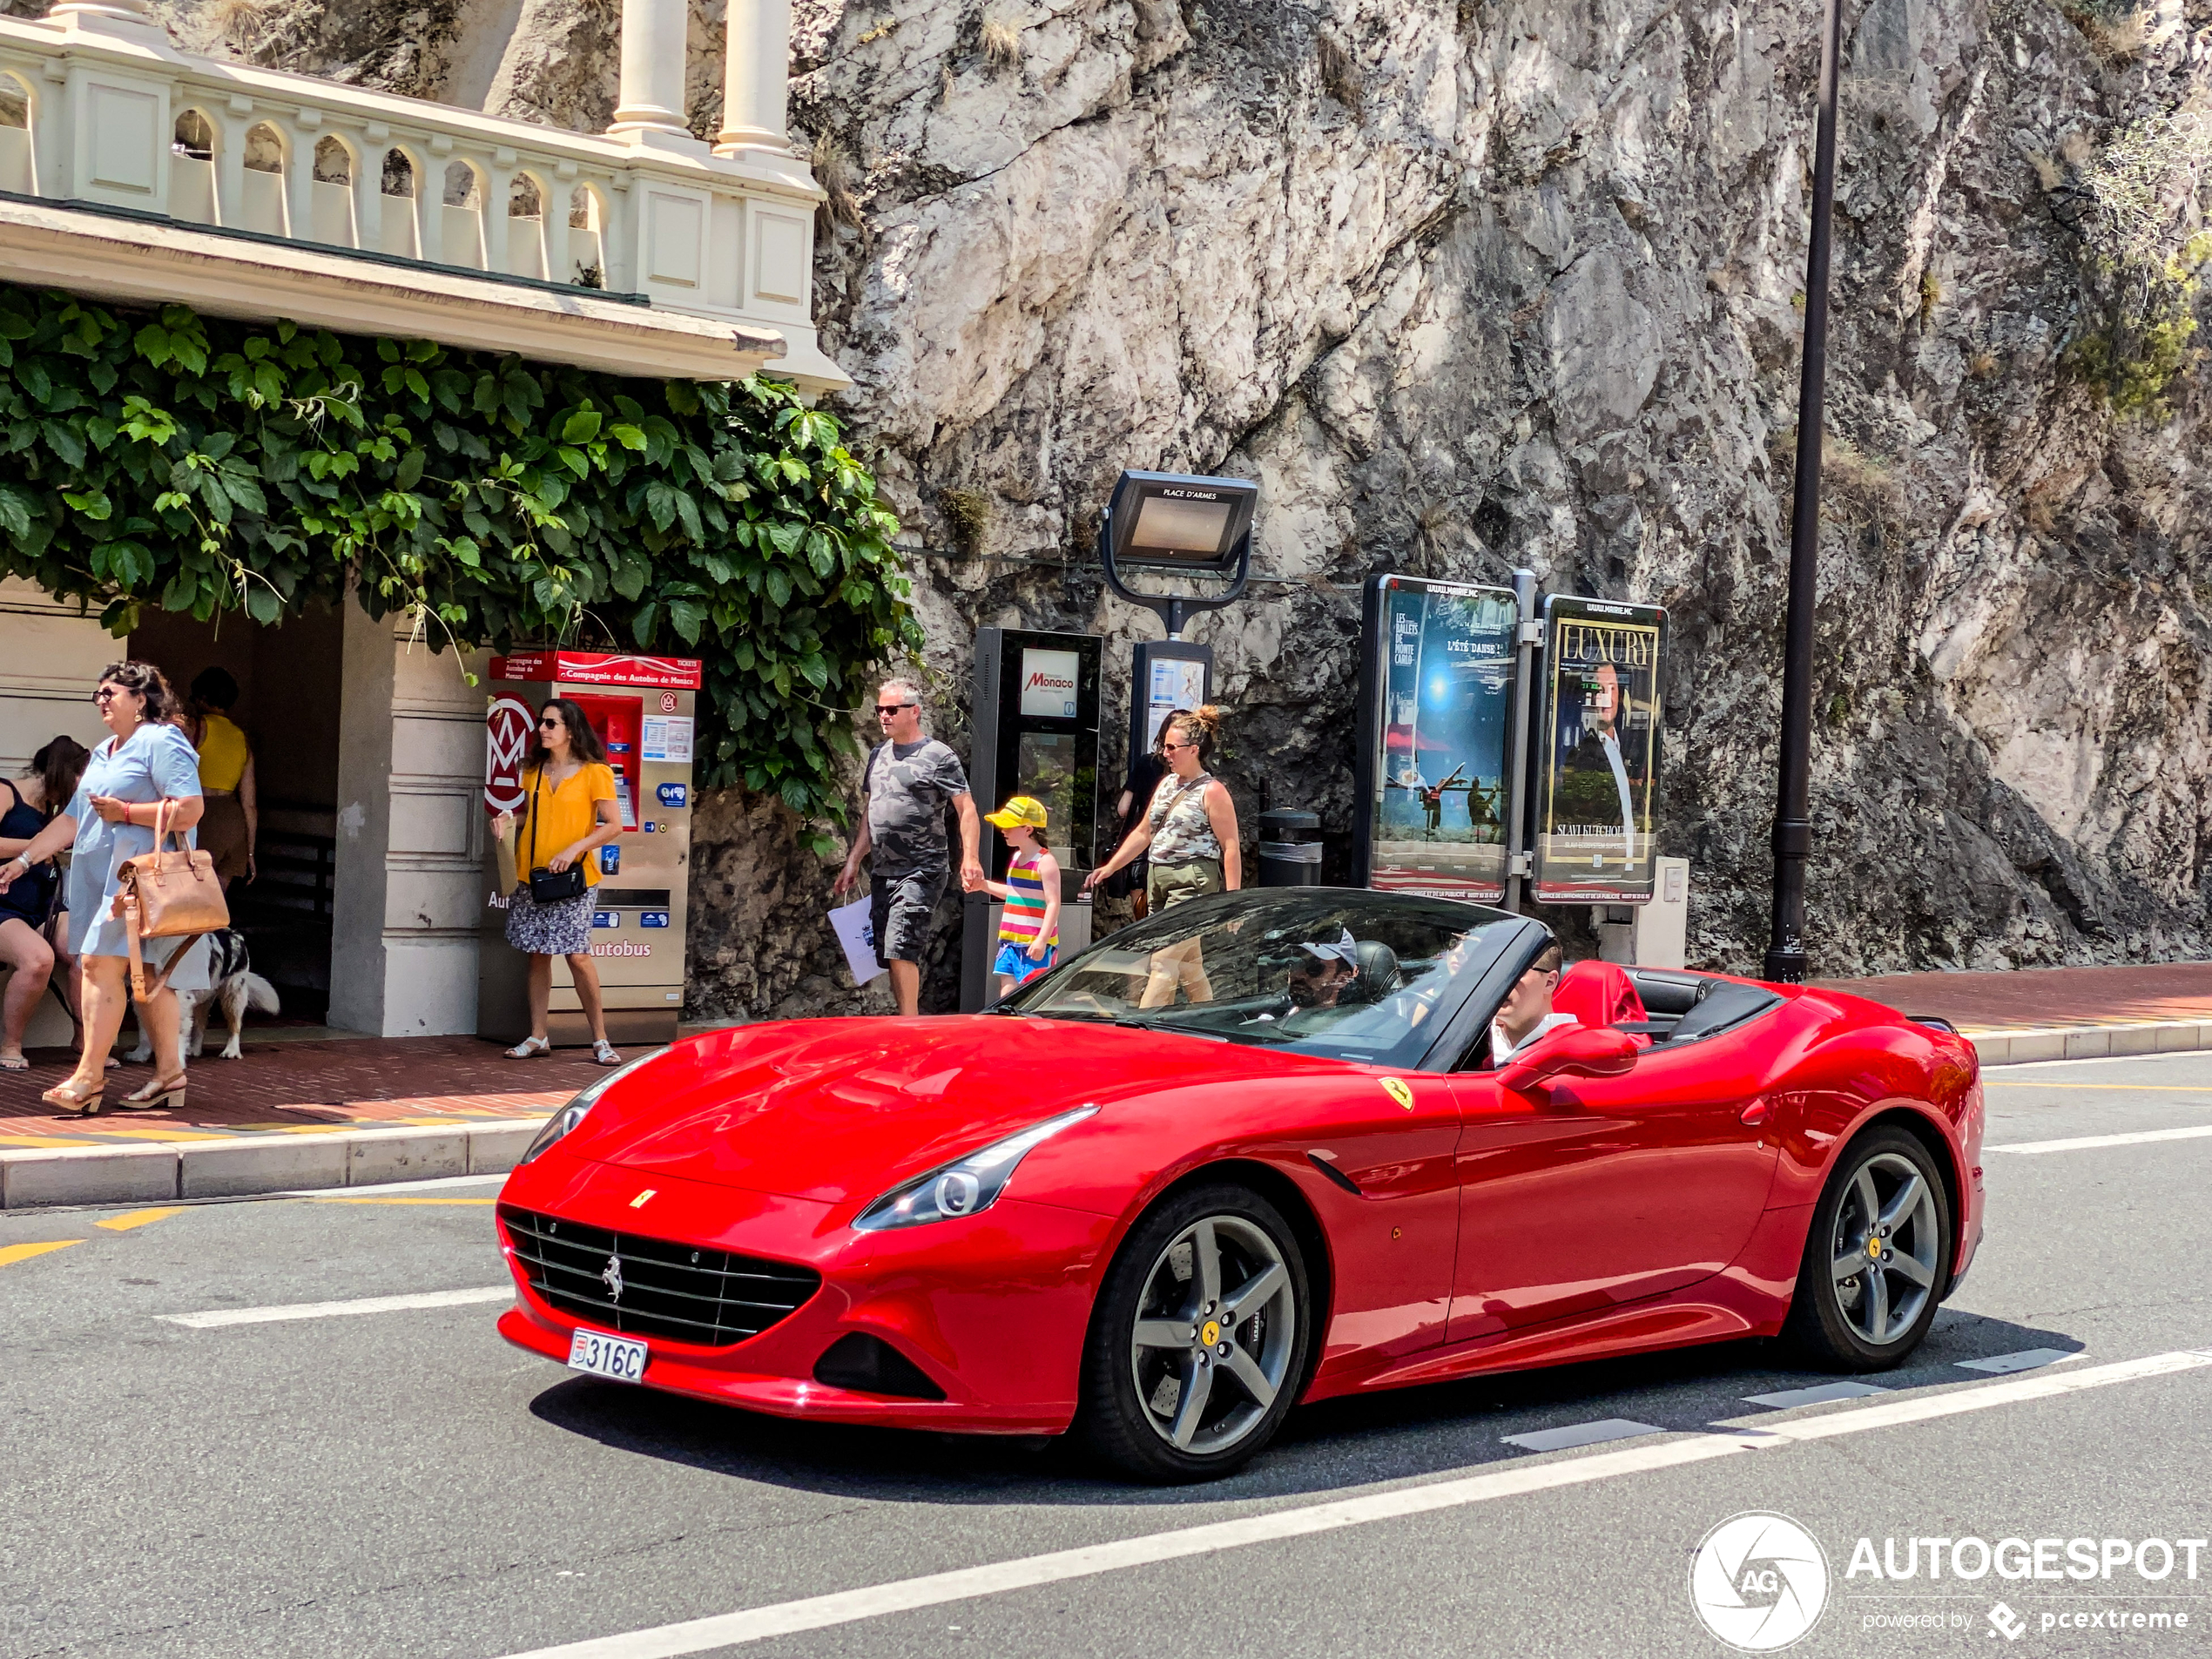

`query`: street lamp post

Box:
[1764,0,1846,985]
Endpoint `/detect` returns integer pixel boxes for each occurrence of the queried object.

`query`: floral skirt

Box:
[504,885,593,957]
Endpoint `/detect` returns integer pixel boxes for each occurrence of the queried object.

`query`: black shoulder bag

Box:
[525,767,588,904]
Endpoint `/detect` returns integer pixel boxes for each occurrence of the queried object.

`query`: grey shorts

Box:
[870,869,946,966]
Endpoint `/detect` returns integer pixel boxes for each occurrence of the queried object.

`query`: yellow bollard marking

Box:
[0,1239,82,1267]
[94,1207,188,1232]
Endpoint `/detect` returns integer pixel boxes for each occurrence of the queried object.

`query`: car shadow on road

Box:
[526,1304,2084,1508]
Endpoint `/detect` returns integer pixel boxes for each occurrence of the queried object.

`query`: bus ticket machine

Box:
[478,649,701,1047]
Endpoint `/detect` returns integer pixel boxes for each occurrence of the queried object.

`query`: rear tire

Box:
[1785,1126,1952,1371]
[1077,1183,1312,1483]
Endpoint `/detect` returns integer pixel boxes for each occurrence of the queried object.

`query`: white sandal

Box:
[504,1035,551,1059]
[591,1039,622,1067]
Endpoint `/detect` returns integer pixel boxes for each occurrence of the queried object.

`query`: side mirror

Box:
[1497,1024,1639,1094]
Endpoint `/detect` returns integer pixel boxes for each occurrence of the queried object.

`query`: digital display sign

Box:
[1104,471,1258,573]
[1353,576,1519,902]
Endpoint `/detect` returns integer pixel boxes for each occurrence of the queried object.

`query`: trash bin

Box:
[1258,808,1323,888]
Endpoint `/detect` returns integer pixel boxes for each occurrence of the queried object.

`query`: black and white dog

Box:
[125,928,280,1062]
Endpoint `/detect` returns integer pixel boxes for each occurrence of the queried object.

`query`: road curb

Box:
[1970,1020,2212,1066]
[0,1119,545,1210]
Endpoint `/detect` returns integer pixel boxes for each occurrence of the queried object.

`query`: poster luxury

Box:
[1534,596,1667,903]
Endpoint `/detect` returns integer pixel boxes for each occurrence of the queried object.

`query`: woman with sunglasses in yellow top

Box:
[489,698,624,1065]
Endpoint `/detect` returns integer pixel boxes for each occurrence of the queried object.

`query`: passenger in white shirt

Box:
[1489,941,1579,1063]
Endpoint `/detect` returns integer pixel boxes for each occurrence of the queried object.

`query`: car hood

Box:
[564,1015,1344,1206]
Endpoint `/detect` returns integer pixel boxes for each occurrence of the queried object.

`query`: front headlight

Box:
[517,1047,670,1166]
[853,1106,1097,1231]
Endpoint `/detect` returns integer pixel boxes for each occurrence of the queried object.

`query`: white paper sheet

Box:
[829,895,886,985]
[642,716,693,763]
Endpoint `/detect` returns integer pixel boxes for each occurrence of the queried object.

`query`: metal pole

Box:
[1501,569,1540,914]
[1764,0,1844,985]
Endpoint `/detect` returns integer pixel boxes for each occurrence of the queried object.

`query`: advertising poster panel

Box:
[1356,576,1518,902]
[1534,596,1667,903]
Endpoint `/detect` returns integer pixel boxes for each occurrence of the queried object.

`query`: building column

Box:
[328,606,489,1038]
[714,0,792,158]
[43,0,162,35]
[609,0,691,140]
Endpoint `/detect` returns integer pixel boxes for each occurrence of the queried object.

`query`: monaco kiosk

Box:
[478,650,701,1047]
[958,628,1103,1011]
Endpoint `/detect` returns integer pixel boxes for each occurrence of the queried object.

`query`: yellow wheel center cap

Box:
[1200,1319,1222,1346]
[1867,1237,1883,1260]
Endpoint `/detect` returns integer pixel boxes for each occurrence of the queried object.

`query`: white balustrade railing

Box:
[0,0,835,385]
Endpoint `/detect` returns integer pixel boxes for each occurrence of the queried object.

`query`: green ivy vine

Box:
[0,284,918,828]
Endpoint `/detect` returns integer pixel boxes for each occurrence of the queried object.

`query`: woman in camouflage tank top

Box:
[1084,707,1241,1004]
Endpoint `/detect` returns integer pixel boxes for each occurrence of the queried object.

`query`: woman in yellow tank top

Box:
[184,668,256,892]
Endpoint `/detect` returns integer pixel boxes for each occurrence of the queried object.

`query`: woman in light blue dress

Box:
[0,662,205,1115]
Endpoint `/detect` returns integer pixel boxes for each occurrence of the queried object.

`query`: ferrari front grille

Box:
[499,1204,821,1348]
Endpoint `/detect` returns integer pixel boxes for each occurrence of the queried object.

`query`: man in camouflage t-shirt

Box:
[833,679,983,1015]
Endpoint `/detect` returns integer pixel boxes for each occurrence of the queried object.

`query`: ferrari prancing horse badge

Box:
[1379,1077,1415,1110]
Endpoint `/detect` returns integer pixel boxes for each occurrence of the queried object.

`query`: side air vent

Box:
[813,1332,948,1400]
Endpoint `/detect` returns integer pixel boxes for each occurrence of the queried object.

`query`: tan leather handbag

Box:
[113,799,229,1001]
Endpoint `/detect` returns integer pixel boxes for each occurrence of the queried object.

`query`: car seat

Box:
[1553,959,1650,1041]
[1342,939,1401,1005]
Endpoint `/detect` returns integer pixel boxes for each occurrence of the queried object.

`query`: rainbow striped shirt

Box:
[997,850,1057,947]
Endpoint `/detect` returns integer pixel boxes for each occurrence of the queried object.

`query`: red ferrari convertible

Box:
[496,888,1984,1481]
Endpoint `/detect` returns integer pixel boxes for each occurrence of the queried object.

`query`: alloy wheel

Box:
[1827,1150,1941,1345]
[1128,1214,1298,1455]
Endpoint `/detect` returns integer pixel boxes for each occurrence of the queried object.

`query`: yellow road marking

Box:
[0,1134,99,1148]
[1984,1082,2212,1092]
[94,1206,187,1231]
[84,1127,233,1142]
[306,1196,498,1206]
[0,1239,81,1266]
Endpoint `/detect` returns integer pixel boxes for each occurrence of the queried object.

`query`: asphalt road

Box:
[3,1049,2210,1659]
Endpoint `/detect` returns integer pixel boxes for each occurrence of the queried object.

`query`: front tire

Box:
[1786,1126,1952,1371]
[1078,1184,1312,1483]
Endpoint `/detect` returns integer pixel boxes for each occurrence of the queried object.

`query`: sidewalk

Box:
[1816,961,2212,1064]
[0,1033,606,1210]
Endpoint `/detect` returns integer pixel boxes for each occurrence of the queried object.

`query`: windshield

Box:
[998,888,1527,1069]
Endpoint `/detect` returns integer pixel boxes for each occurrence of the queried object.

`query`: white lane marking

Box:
[491,1346,2212,1659]
[1986,1124,2212,1156]
[1992,1051,2207,1073]
[274,1173,509,1197]
[160,1286,512,1328]
[1499,1418,1661,1452]
[1741,1380,1889,1409]
[1955,1347,2080,1375]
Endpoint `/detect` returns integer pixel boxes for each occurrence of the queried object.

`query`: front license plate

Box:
[567,1327,648,1383]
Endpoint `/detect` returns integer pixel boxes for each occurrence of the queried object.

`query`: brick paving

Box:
[0,1034,605,1146]
[1819,961,2212,1033]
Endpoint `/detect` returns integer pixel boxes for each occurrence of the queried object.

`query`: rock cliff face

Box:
[171,0,2212,1008]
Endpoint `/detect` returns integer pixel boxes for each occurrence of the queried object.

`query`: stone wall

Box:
[165,0,2212,1011]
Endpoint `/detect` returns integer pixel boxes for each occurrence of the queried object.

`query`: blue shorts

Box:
[993,941,1055,984]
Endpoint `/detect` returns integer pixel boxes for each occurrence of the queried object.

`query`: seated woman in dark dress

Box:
[0,736,91,1070]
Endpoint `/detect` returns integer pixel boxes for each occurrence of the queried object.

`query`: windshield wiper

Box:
[1111,1015,1231,1042]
